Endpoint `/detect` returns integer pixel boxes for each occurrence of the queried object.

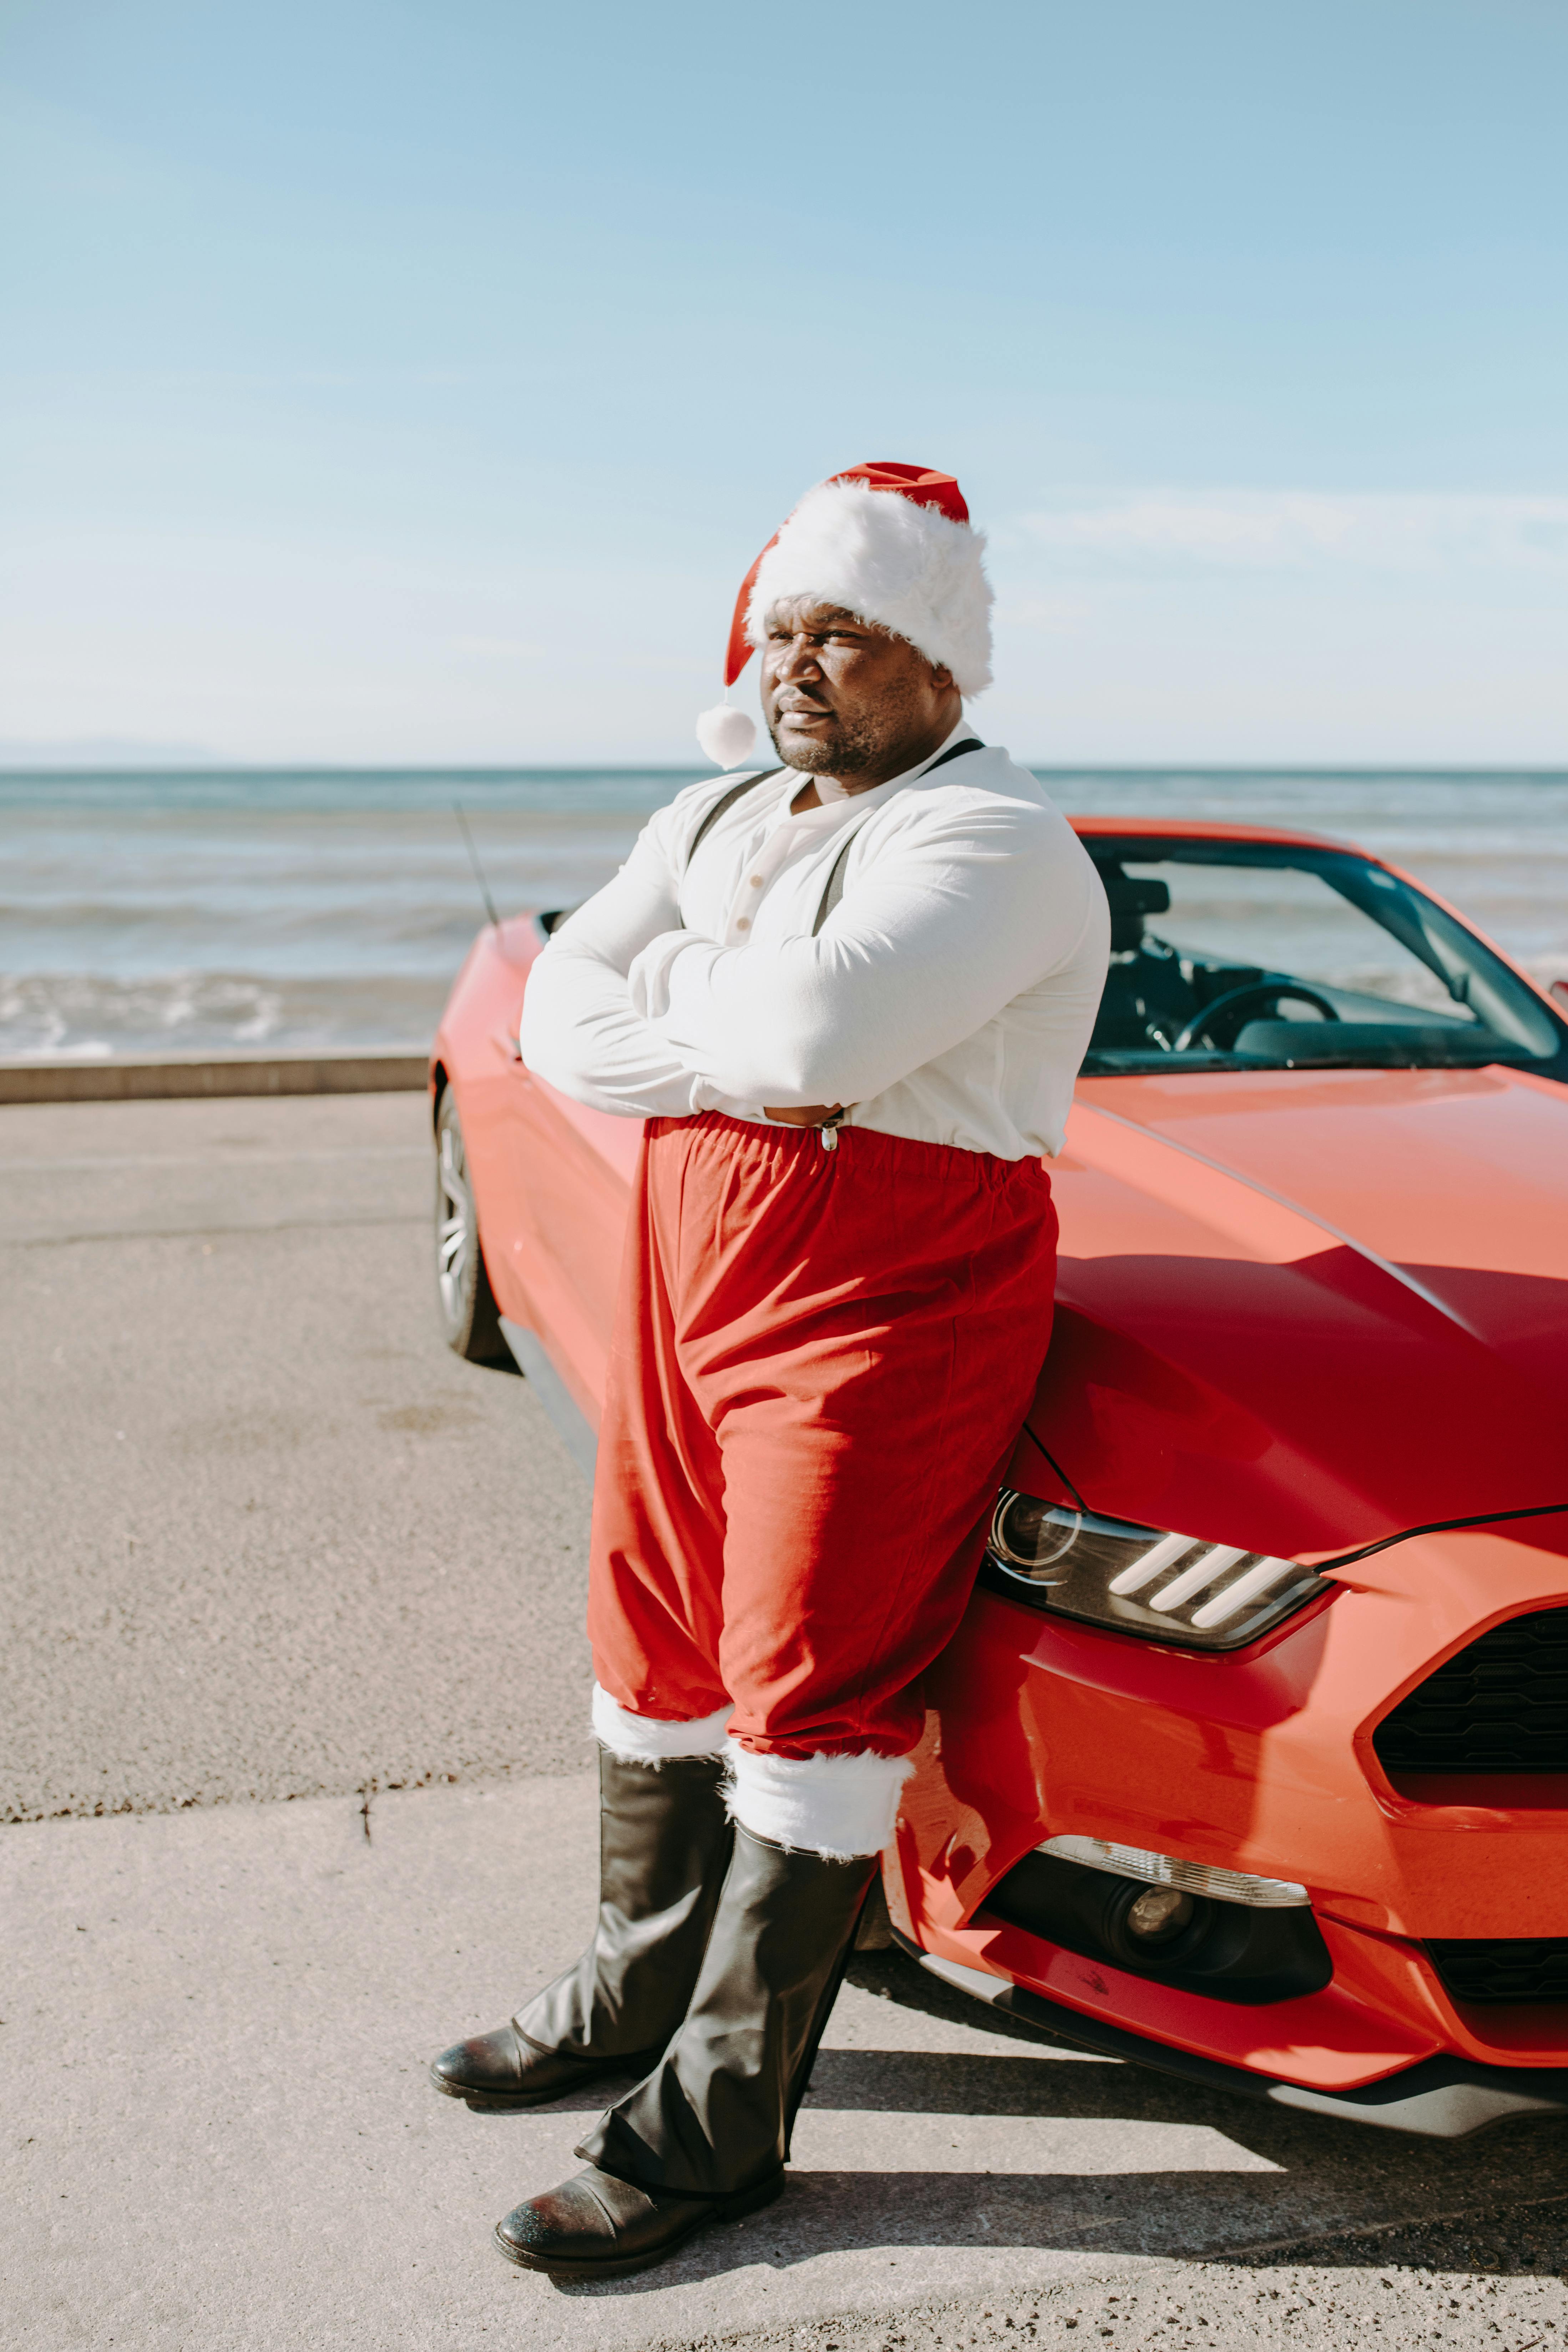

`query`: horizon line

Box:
[2,761,1567,780]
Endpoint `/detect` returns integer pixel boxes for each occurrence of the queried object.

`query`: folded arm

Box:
[517,809,713,1119]
[635,804,1099,1109]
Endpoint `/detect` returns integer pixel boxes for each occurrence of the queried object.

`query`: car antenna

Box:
[453,801,501,930]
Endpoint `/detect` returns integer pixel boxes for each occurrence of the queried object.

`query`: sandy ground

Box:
[3,1093,1566,2351]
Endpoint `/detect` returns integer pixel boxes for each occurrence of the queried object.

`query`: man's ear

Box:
[928,661,957,692]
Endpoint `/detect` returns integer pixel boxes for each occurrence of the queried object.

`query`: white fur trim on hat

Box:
[743,478,993,695]
[726,1745,914,1861]
[591,1683,734,1764]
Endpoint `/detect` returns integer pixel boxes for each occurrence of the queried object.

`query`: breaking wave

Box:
[2,767,1565,1059]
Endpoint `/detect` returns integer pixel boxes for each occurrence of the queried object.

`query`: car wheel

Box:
[434,1088,505,1362]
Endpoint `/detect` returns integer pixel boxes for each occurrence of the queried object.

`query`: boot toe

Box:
[494,2166,703,2277]
[429,2024,531,2101]
[430,2023,660,2109]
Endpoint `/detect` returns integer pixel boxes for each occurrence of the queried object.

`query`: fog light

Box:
[1100,1876,1208,1970]
[1124,1885,1194,1942]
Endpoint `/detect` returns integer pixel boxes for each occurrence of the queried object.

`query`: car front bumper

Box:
[892,1518,1568,2103]
[895,1933,1568,2138]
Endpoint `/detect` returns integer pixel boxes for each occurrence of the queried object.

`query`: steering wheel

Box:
[1173,982,1341,1054]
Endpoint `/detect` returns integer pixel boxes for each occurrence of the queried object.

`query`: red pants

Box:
[587,1113,1058,1758]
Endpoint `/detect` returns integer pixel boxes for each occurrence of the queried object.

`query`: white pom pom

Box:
[695,702,758,768]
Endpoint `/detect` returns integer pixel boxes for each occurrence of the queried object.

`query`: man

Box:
[429,461,1109,2278]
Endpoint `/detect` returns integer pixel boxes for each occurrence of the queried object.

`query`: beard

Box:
[766,708,884,776]
[766,670,931,777]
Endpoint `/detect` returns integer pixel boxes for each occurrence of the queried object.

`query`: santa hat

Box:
[696,461,993,769]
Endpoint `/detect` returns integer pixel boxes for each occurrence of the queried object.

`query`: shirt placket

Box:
[719,806,840,946]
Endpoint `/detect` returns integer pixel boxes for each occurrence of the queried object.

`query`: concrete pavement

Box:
[10,1775,1568,2351]
[4,1094,1568,2350]
[1,1092,593,1821]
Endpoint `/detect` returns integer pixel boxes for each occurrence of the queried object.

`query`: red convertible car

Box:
[430,812,1568,2138]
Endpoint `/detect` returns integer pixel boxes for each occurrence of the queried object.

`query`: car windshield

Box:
[1079,836,1568,1077]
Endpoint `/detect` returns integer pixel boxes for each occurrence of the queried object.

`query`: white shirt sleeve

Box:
[517,803,713,1119]
[634,799,1102,1110]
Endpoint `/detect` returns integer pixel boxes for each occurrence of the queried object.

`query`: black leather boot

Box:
[430,1748,733,2109]
[494,1827,875,2273]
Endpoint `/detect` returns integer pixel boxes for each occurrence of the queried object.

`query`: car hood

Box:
[1012,1065,1568,1559]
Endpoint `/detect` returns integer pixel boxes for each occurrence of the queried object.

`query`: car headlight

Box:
[985,1491,1329,1652]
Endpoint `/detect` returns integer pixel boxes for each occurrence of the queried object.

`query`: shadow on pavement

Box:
[452,1943,1568,2298]
[545,2150,1568,2298]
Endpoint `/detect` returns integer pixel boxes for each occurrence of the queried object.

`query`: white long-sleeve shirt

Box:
[519,727,1109,1161]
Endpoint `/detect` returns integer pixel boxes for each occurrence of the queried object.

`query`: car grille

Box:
[1372,1607,1568,1773]
[1427,1938,1568,2005]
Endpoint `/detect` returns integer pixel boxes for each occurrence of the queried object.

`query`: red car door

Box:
[502,1061,639,1431]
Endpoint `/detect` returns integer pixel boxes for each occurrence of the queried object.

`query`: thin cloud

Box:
[991,594,1093,633]
[1009,492,1568,573]
[447,636,548,661]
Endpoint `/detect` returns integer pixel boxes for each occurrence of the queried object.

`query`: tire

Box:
[434,1087,506,1362]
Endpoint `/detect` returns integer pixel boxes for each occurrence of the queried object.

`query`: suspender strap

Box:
[676,768,783,933]
[682,737,986,937]
[918,736,988,779]
[811,736,986,937]
[683,768,783,870]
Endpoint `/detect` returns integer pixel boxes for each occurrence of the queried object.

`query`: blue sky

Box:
[3,0,1565,765]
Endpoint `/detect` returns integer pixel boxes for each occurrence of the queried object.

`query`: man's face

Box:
[759,599,959,778]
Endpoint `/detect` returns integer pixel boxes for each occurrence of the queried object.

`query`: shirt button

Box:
[735,916,751,931]
[749,874,764,887]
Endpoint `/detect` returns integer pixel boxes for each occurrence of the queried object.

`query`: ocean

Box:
[4,768,1566,1061]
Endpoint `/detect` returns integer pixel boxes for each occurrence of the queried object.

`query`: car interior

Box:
[1081,838,1568,1077]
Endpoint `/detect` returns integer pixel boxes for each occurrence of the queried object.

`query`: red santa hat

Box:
[696,461,993,769]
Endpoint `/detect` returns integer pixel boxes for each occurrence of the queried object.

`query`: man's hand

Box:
[763,1103,843,1126]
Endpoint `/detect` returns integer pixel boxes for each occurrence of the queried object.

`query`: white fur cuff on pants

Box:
[591,1684,734,1764]
[727,1747,914,1861]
